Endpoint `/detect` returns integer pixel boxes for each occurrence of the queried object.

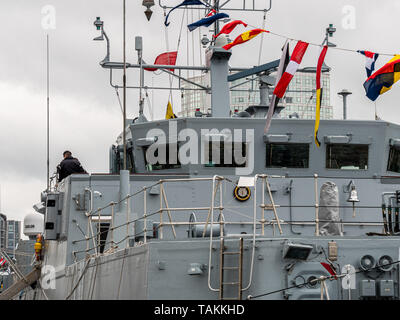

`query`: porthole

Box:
[233,186,251,202]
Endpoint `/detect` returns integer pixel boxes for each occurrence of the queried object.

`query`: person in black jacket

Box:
[57,151,87,182]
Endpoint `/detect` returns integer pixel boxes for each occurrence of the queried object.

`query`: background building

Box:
[0,216,23,293]
[6,220,21,257]
[179,74,210,117]
[179,69,333,119]
[0,214,7,250]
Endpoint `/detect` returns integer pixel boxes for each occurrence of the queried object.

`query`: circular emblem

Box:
[233,186,251,202]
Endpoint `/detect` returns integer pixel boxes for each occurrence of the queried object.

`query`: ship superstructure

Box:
[3,0,400,301]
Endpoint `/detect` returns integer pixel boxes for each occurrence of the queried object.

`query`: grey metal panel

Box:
[361,280,376,297]
[379,280,394,297]
[44,193,59,240]
[208,48,232,118]
[147,240,219,300]
[264,133,312,144]
[264,134,291,143]
[41,245,149,300]
[227,60,280,82]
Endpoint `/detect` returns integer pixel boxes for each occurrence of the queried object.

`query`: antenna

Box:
[123,0,127,171]
[46,34,50,191]
[323,23,337,47]
[338,89,352,120]
[135,36,145,118]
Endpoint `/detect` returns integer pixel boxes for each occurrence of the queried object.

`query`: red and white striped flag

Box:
[264,40,290,134]
[273,40,309,98]
[0,257,7,266]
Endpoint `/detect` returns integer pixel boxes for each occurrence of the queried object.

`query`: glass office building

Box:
[6,220,21,257]
[0,214,6,250]
[179,70,333,120]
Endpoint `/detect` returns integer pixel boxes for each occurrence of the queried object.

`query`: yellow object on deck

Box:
[165,101,177,119]
[34,242,42,252]
[34,234,43,261]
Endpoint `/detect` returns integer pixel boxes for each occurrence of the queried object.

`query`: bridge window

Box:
[95,222,110,254]
[387,146,400,173]
[114,145,135,174]
[266,143,309,168]
[143,144,181,171]
[127,148,135,173]
[326,144,368,170]
[205,141,247,167]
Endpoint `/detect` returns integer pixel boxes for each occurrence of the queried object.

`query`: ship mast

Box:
[213,0,219,37]
[122,0,127,170]
[94,0,275,123]
[46,35,50,191]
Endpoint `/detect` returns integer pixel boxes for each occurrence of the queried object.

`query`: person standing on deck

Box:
[57,150,87,182]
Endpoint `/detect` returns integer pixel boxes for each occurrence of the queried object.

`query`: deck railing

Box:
[70,174,393,262]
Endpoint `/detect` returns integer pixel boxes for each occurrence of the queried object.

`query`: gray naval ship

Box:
[4,0,400,300]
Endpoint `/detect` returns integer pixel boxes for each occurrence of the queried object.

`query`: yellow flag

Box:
[165,101,177,119]
[314,88,322,147]
[314,45,328,147]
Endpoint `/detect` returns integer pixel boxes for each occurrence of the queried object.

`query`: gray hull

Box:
[22,235,400,300]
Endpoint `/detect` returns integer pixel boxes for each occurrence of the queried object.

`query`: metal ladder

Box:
[219,237,243,300]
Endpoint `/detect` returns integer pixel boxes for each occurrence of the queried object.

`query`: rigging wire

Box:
[65,259,91,300]
[186,6,190,82]
[176,4,188,103]
[299,93,315,119]
[148,6,188,119]
[151,73,155,120]
[176,5,187,52]
[145,5,397,114]
[197,9,206,112]
[161,5,189,109]
[144,87,154,120]
[163,7,174,105]
[191,8,195,79]
[198,9,203,68]
[250,10,267,106]
[244,22,397,57]
[114,87,124,114]
[116,248,128,299]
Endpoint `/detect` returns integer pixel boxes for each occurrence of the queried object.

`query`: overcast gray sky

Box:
[1,0,400,226]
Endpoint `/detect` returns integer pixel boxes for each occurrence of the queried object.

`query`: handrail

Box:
[73,176,229,255]
[207,175,224,292]
[241,174,258,291]
[71,173,397,264]
[314,174,320,236]
[73,218,389,256]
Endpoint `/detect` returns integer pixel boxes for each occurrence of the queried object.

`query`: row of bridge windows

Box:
[138,141,400,173]
[266,143,369,170]
[141,142,379,171]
